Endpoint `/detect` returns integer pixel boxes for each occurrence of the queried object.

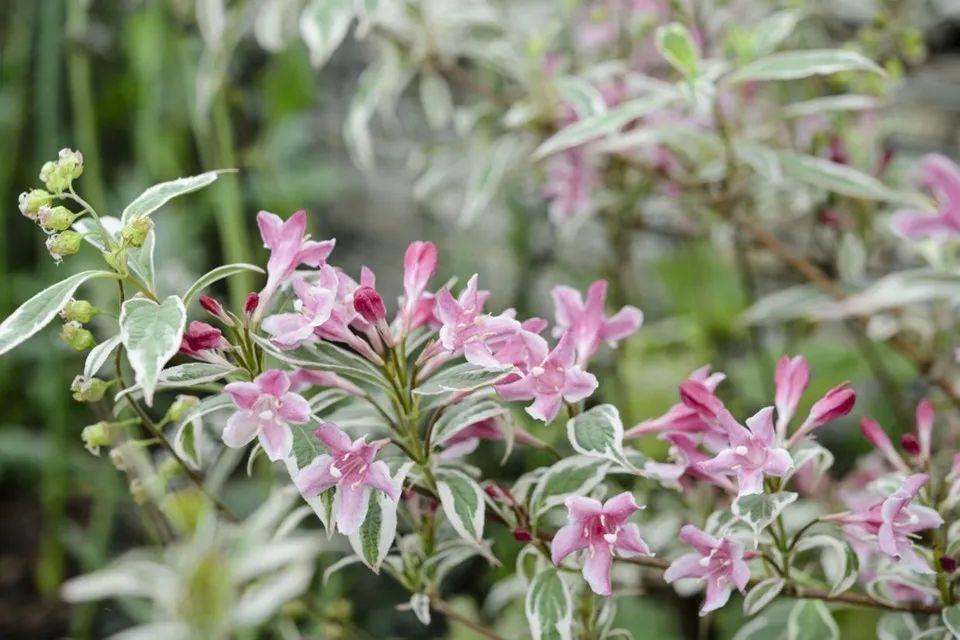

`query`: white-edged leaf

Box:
[121,171,227,223]
[787,600,839,640]
[782,441,834,485]
[183,263,264,306]
[119,296,186,406]
[783,94,881,119]
[795,534,859,596]
[744,577,785,615]
[554,76,607,118]
[299,0,353,68]
[656,23,699,78]
[420,71,453,129]
[437,468,485,542]
[812,269,960,319]
[750,10,802,56]
[115,362,237,401]
[566,404,633,469]
[127,231,156,293]
[347,463,410,572]
[774,150,903,202]
[533,91,675,159]
[732,492,798,544]
[529,455,610,517]
[84,334,122,379]
[942,604,960,637]
[431,398,508,448]
[525,568,573,640]
[251,333,390,389]
[743,284,831,325]
[732,49,884,83]
[174,417,202,470]
[0,270,116,357]
[461,137,516,226]
[414,363,512,396]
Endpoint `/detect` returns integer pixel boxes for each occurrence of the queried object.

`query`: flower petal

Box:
[551,523,588,565]
[334,483,371,535]
[363,460,401,502]
[279,392,310,423]
[582,546,614,596]
[256,369,290,398]
[313,422,352,457]
[224,382,260,410]
[259,421,293,461]
[295,454,337,496]
[222,411,259,448]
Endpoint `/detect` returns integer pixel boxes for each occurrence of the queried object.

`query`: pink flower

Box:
[624,365,726,442]
[664,525,751,615]
[697,407,793,496]
[774,355,809,436]
[295,422,401,534]
[860,417,910,473]
[402,241,438,328]
[551,492,652,596]
[434,275,520,367]
[261,266,339,348]
[551,280,643,367]
[642,433,736,492]
[891,154,960,239]
[542,148,599,224]
[222,369,310,461]
[916,399,934,462]
[288,368,364,396]
[179,321,229,358]
[256,210,335,310]
[833,474,942,573]
[786,382,856,447]
[494,332,598,422]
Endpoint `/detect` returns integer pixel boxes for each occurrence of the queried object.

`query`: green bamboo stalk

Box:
[65,0,107,212]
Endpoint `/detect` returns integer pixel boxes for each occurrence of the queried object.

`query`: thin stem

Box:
[430,599,504,640]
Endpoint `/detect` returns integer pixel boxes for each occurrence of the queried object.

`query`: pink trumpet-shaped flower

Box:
[698,407,793,496]
[256,210,335,312]
[551,492,652,596]
[664,525,752,615]
[402,241,438,325]
[624,365,726,442]
[832,474,943,573]
[494,332,598,422]
[222,369,310,461]
[179,321,230,358]
[891,154,960,239]
[774,355,809,436]
[787,382,856,447]
[860,417,910,473]
[295,422,401,535]
[261,266,339,348]
[288,368,364,396]
[434,274,520,367]
[551,280,643,366]
[542,148,599,224]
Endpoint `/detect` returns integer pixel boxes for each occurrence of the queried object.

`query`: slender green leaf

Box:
[525,569,573,640]
[732,49,884,83]
[183,263,264,306]
[437,468,485,542]
[121,170,228,223]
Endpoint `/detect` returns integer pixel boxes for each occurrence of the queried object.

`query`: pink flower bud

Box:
[916,399,934,461]
[180,321,229,357]
[244,292,260,318]
[941,556,957,574]
[199,295,224,317]
[861,417,909,473]
[774,355,809,434]
[901,433,921,457]
[678,380,724,422]
[353,286,386,323]
[809,382,856,426]
[403,241,438,303]
[513,528,533,542]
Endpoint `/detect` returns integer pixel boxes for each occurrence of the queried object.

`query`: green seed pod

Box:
[121,217,153,248]
[71,375,109,402]
[60,321,96,351]
[18,189,53,220]
[81,421,117,456]
[46,231,84,262]
[61,299,100,323]
[38,205,78,232]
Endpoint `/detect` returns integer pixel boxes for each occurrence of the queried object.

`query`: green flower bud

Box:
[58,148,84,179]
[37,205,78,232]
[71,374,109,402]
[103,246,128,274]
[46,230,84,262]
[121,217,153,248]
[129,478,148,504]
[61,298,100,323]
[81,421,117,456]
[39,149,84,193]
[166,394,200,423]
[61,321,96,351]
[18,189,53,220]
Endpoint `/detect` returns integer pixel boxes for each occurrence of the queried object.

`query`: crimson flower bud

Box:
[941,555,957,574]
[199,295,224,317]
[679,380,725,422]
[900,433,921,457]
[353,286,386,323]
[513,528,533,542]
[244,292,260,318]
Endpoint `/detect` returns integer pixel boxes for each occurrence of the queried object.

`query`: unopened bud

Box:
[39,149,84,193]
[60,321,95,351]
[199,295,231,323]
[71,375,108,402]
[18,189,53,219]
[353,286,387,323]
[120,217,153,248]
[900,433,921,457]
[46,230,84,262]
[941,555,957,574]
[37,205,78,232]
[244,292,260,317]
[81,421,117,456]
[129,478,148,504]
[513,528,533,542]
[166,394,199,422]
[61,299,99,323]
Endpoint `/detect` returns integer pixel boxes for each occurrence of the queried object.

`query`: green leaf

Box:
[783,94,880,119]
[251,333,390,390]
[782,441,834,485]
[83,334,122,380]
[284,423,337,536]
[749,10,802,57]
[120,170,228,223]
[525,568,573,640]
[437,468,485,542]
[743,577,785,615]
[554,75,608,118]
[414,363,512,396]
[942,604,960,637]
[533,90,675,159]
[732,492,798,543]
[431,398,508,448]
[420,71,453,129]
[787,600,839,640]
[177,393,234,428]
[732,49,884,83]
[529,455,610,517]
[300,0,354,68]
[119,296,187,406]
[795,534,858,596]
[774,150,903,201]
[461,137,516,225]
[347,464,409,572]
[742,284,830,325]
[128,230,156,293]
[656,23,700,78]
[115,362,238,401]
[0,270,116,357]
[566,404,633,469]
[183,263,264,306]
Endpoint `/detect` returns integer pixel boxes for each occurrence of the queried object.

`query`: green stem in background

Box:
[65,0,107,213]
[732,230,774,399]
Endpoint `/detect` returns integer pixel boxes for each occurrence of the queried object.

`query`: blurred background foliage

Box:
[1,0,960,638]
